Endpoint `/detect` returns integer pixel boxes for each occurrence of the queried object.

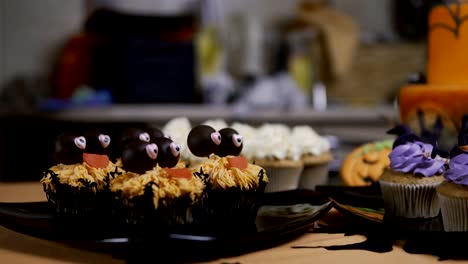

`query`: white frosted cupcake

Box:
[252,123,303,192]
[290,125,333,190]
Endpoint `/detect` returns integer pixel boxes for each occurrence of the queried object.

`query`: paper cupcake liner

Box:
[298,163,330,190]
[191,187,263,234]
[263,166,303,193]
[113,189,196,232]
[379,181,441,218]
[437,194,468,232]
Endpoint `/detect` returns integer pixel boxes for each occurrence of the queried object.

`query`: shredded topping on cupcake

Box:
[193,155,268,190]
[110,165,204,208]
[41,162,122,191]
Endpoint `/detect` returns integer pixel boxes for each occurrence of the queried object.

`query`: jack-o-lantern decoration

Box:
[340,140,393,186]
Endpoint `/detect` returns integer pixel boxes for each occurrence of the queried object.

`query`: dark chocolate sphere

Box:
[146,127,165,140]
[84,131,111,155]
[120,128,150,145]
[151,137,180,168]
[187,125,221,157]
[121,141,158,174]
[214,128,243,157]
[54,133,86,164]
[111,128,149,161]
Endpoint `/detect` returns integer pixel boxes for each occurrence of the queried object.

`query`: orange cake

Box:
[399,1,468,152]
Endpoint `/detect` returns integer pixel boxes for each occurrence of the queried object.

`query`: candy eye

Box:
[99,134,111,148]
[74,136,86,150]
[146,143,158,160]
[139,132,150,142]
[232,134,243,147]
[211,131,222,145]
[170,142,181,157]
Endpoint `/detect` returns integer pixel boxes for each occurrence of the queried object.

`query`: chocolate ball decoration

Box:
[120,128,150,145]
[187,125,221,157]
[111,128,150,161]
[151,137,181,168]
[54,133,86,164]
[214,128,243,157]
[121,141,159,174]
[84,131,111,155]
[146,127,165,140]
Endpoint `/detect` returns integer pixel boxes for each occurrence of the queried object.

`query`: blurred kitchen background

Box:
[0,0,431,181]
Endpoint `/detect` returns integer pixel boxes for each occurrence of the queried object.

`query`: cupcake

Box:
[41,131,123,217]
[188,125,268,233]
[252,123,303,193]
[437,115,468,231]
[110,138,204,232]
[379,125,447,219]
[290,125,333,190]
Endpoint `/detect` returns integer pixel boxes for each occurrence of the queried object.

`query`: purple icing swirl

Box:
[389,141,446,177]
[445,153,468,185]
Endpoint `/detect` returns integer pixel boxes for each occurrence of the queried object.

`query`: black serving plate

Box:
[315,184,468,259]
[0,190,332,262]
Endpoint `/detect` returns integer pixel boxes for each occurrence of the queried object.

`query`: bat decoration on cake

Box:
[214,127,243,157]
[386,124,421,149]
[416,110,449,158]
[429,0,468,38]
[187,125,222,157]
[121,141,159,174]
[449,114,468,159]
[150,137,181,168]
[54,131,112,168]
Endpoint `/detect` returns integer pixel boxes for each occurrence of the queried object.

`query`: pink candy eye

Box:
[211,132,222,145]
[139,132,150,142]
[146,143,158,160]
[99,134,111,148]
[170,142,181,157]
[232,134,243,147]
[74,136,86,150]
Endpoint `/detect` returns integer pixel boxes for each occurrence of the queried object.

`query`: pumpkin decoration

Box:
[340,140,393,186]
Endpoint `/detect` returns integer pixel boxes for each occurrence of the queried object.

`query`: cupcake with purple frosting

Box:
[379,124,448,219]
[437,115,468,231]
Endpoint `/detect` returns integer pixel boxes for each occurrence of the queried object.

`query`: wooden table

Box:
[0,182,457,264]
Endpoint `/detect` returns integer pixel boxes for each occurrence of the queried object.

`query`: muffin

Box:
[379,128,447,219]
[187,125,268,233]
[41,131,123,217]
[252,123,303,193]
[110,140,204,232]
[437,116,468,231]
[290,125,333,190]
